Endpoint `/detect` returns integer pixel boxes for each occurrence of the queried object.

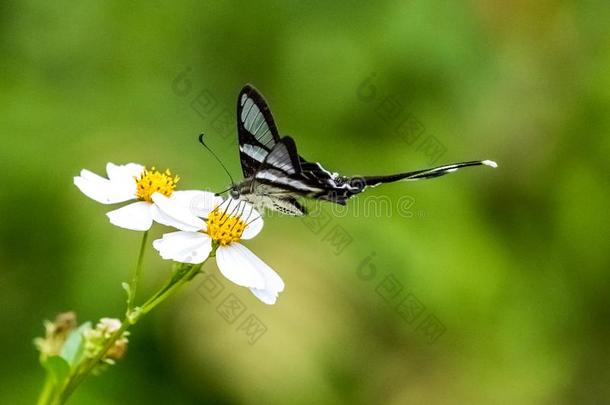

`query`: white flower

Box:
[74,162,214,231]
[152,194,284,305]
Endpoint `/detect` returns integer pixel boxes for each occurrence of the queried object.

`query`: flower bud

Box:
[34,311,77,360]
[84,318,129,365]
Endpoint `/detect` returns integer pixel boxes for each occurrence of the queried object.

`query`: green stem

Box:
[54,261,204,405]
[36,372,55,405]
[140,263,202,315]
[126,231,149,313]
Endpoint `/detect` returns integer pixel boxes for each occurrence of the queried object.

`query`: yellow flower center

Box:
[135,167,179,202]
[207,207,246,246]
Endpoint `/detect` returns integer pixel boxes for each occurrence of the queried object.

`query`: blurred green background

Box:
[1,1,609,404]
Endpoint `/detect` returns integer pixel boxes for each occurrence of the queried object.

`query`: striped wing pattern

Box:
[237,85,280,177]
[233,84,497,216]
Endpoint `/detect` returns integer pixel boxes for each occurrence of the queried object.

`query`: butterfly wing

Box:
[240,137,312,216]
[236,85,352,215]
[253,137,330,195]
[270,196,307,216]
[237,84,281,177]
[259,136,301,175]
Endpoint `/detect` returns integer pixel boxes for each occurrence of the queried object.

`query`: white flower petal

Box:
[215,244,266,289]
[106,163,140,199]
[150,204,201,232]
[239,243,284,304]
[259,260,285,293]
[79,168,106,182]
[106,162,144,182]
[250,288,279,305]
[246,245,284,304]
[74,171,112,203]
[151,193,205,231]
[169,190,223,218]
[106,201,153,231]
[74,169,135,204]
[152,231,212,264]
[241,210,263,239]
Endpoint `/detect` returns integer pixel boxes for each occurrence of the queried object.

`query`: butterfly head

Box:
[228,185,240,200]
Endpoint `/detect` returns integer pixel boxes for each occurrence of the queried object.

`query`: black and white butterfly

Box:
[226,84,497,216]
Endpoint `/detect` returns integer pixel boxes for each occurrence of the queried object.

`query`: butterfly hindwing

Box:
[237,85,281,177]
[261,136,301,175]
[255,138,331,196]
[272,196,307,216]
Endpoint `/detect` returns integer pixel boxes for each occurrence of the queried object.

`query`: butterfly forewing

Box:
[237,85,281,177]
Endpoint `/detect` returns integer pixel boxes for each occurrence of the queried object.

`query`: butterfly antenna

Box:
[198,133,235,187]
[214,186,232,196]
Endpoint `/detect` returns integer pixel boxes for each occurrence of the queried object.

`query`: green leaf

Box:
[43,356,70,383]
[60,322,91,367]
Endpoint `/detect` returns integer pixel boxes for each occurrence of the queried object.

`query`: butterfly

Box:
[226,84,497,216]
